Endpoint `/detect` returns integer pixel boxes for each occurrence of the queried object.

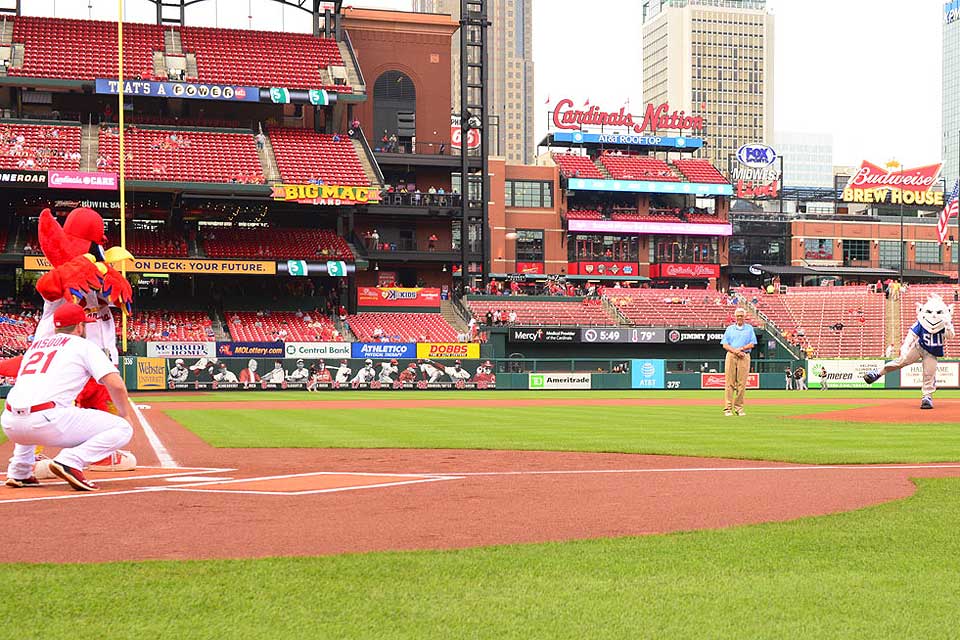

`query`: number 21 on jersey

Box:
[20,349,58,376]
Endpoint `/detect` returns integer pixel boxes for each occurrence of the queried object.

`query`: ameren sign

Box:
[24,256,277,275]
[842,160,945,206]
[272,184,381,206]
[552,99,704,134]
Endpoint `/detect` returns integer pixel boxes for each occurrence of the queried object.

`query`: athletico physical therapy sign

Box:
[23,256,276,275]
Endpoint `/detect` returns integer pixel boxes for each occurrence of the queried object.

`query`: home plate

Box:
[165,476,233,482]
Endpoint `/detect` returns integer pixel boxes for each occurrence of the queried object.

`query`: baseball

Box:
[505,232,518,240]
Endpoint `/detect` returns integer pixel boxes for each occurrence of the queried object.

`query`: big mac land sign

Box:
[841,161,944,206]
[552,99,704,134]
[272,184,381,206]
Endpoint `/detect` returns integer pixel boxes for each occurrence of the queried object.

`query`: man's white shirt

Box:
[6,333,117,409]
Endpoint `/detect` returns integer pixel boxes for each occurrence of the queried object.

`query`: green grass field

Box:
[4,389,960,638]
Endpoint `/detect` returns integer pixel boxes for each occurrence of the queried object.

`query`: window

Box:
[506,180,553,208]
[515,229,543,262]
[569,234,639,262]
[803,238,833,261]
[915,242,942,264]
[651,236,718,264]
[842,239,870,263]
[879,240,903,269]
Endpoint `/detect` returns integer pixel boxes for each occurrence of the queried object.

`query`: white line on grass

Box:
[130,399,178,467]
[436,463,960,477]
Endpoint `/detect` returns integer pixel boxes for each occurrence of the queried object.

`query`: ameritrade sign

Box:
[552,131,703,150]
[580,327,666,344]
[95,78,259,102]
[48,171,118,191]
[351,343,417,359]
[566,218,733,237]
[901,362,960,388]
[147,342,216,358]
[23,256,276,275]
[508,327,580,343]
[416,343,481,359]
[528,373,592,390]
[807,359,885,389]
[841,161,944,206]
[272,184,382,206]
[357,287,441,308]
[284,342,352,359]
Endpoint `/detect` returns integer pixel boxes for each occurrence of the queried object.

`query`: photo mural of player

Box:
[164,357,496,390]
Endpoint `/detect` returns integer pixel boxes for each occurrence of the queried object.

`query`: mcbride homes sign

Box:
[841,161,944,206]
[551,99,705,134]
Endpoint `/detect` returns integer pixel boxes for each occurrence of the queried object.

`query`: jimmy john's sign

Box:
[272,184,381,206]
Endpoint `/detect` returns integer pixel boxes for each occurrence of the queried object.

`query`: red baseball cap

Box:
[54,302,96,328]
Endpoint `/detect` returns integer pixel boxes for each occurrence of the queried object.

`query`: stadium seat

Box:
[227,311,342,342]
[466,299,616,327]
[601,289,744,328]
[0,122,81,171]
[552,153,604,179]
[599,153,680,182]
[346,312,459,342]
[673,159,730,184]
[202,227,353,261]
[123,311,213,342]
[270,128,370,186]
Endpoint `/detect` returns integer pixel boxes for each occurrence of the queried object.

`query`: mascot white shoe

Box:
[863,293,954,408]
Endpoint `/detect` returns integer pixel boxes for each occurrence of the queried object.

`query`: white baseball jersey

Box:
[352,366,376,383]
[287,367,310,382]
[36,293,118,364]
[421,363,443,382]
[378,363,398,383]
[444,366,471,381]
[262,367,285,383]
[335,365,352,383]
[214,369,238,382]
[168,365,189,382]
[6,333,117,409]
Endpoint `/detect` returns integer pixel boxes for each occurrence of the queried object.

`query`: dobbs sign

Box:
[842,161,944,206]
[416,343,481,359]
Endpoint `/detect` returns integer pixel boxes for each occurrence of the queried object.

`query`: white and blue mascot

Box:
[864,293,954,409]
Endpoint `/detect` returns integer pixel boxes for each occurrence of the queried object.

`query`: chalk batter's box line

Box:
[155,471,463,496]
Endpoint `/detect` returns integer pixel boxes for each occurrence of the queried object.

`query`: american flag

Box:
[938,179,960,244]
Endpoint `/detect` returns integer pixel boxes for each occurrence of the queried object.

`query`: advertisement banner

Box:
[147,342,216,358]
[163,357,494,390]
[730,143,780,200]
[649,263,721,279]
[666,329,726,345]
[807,359,886,389]
[416,343,480,359]
[284,342,352,359]
[552,130,703,150]
[841,161,944,205]
[581,327,666,344]
[515,261,545,275]
[22,256,276,275]
[566,217,733,236]
[451,114,481,150]
[48,170,118,191]
[701,372,759,390]
[900,362,960,388]
[271,184,381,206]
[95,78,259,102]
[508,327,580,344]
[631,359,665,389]
[357,287,441,308]
[528,372,592,390]
[351,343,417,359]
[0,170,47,188]
[551,98,704,135]
[135,357,167,390]
[216,342,285,358]
[567,261,639,277]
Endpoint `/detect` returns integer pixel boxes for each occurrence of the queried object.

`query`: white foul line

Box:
[432,463,960,477]
[129,400,178,468]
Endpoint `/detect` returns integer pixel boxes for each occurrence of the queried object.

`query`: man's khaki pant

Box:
[724,352,751,412]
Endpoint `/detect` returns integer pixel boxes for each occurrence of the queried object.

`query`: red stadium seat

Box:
[270,128,370,186]
[346,313,459,342]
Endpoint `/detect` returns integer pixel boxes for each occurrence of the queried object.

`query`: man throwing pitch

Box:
[721,307,756,417]
[2,303,133,491]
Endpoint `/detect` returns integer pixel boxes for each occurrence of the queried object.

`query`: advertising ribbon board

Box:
[581,327,666,344]
[357,287,441,308]
[551,98,704,135]
[23,256,276,275]
[48,171,118,191]
[552,130,703,150]
[567,261,639,277]
[701,372,760,390]
[416,343,481,359]
[566,218,733,236]
[528,372,592,390]
[271,184,382,206]
[666,329,726,345]
[631,359,666,389]
[135,357,167,390]
[807,359,886,389]
[351,343,417,359]
[216,342,285,358]
[284,342,352,359]
[0,170,47,187]
[900,362,960,388]
[147,342,216,358]
[649,263,721,279]
[95,78,259,102]
[508,327,580,344]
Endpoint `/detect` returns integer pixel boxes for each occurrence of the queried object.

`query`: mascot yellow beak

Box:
[103,246,136,266]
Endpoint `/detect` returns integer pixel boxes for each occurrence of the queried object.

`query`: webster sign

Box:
[551,99,704,134]
[272,184,381,206]
[842,161,944,206]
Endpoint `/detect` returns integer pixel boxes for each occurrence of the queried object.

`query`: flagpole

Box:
[956,129,959,288]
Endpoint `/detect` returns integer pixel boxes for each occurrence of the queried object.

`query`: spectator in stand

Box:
[332,132,341,143]
[428,234,438,251]
[886,343,896,358]
[484,310,493,326]
[371,230,380,250]
[507,310,518,324]
[493,309,502,325]
[338,305,347,322]
[255,131,266,150]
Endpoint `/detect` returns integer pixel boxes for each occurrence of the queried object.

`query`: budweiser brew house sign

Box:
[552,99,704,134]
[842,161,944,206]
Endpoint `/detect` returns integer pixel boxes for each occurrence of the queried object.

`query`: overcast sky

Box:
[23,0,948,167]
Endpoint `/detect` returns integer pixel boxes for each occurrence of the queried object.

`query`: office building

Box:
[944,0,960,187]
[774,131,833,188]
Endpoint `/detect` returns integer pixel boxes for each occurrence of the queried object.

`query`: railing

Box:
[376,192,462,208]
[342,29,366,89]
[372,139,481,157]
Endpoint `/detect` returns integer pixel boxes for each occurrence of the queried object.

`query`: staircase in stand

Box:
[257,135,282,184]
[440,300,469,334]
[80,123,99,172]
[352,139,380,187]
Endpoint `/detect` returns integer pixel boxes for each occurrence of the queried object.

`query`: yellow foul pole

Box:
[117,0,127,353]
